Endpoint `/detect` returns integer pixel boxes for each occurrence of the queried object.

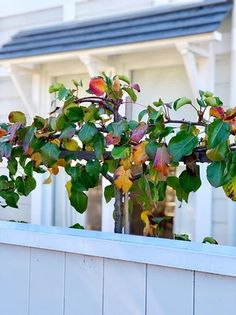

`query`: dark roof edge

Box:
[13,0,233,39]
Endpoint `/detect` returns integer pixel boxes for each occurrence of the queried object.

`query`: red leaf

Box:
[106,133,121,145]
[89,77,107,96]
[153,145,171,176]
[130,122,148,143]
[209,107,225,120]
[131,83,141,93]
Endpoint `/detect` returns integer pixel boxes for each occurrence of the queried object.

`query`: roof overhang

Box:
[0,31,222,66]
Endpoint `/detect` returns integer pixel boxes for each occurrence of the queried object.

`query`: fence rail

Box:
[0,221,236,315]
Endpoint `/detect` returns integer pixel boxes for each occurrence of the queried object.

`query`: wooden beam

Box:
[6,65,35,119]
[176,42,200,99]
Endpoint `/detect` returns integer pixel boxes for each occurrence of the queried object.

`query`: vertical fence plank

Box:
[103,259,146,315]
[0,244,30,315]
[147,265,194,315]
[195,272,236,315]
[29,248,65,315]
[64,254,103,315]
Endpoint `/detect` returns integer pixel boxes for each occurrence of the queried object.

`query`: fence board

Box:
[195,271,236,315]
[0,244,29,315]
[64,254,103,315]
[147,265,193,315]
[103,259,146,315]
[29,248,65,315]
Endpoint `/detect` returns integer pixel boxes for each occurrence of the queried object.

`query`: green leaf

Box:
[0,191,19,208]
[118,75,130,84]
[174,234,191,241]
[93,132,105,160]
[25,177,36,196]
[59,125,76,139]
[8,111,26,125]
[138,109,148,122]
[104,185,115,203]
[111,146,131,159]
[70,223,84,229]
[40,142,60,167]
[108,120,128,137]
[168,131,198,162]
[63,104,84,122]
[7,158,17,176]
[204,96,222,107]
[179,167,201,193]
[0,176,9,191]
[49,82,64,93]
[145,141,159,160]
[56,114,70,131]
[24,161,33,177]
[33,116,46,129]
[15,176,25,195]
[167,176,189,202]
[78,122,97,144]
[207,119,230,149]
[202,236,218,244]
[85,160,101,179]
[207,161,226,187]
[58,87,69,100]
[206,141,229,161]
[123,87,137,102]
[173,97,192,111]
[69,188,88,213]
[156,181,167,201]
[18,126,35,153]
[153,99,164,107]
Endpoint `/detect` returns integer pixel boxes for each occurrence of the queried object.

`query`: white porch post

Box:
[31,70,54,225]
[176,41,215,241]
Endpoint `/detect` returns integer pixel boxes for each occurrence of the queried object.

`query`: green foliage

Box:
[0,74,235,240]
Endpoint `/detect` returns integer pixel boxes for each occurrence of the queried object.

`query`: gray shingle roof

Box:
[0,0,233,60]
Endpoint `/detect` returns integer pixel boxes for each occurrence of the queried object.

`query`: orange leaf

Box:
[31,152,42,167]
[153,145,171,176]
[0,128,7,138]
[113,76,120,92]
[132,141,149,165]
[114,166,133,193]
[89,77,107,96]
[209,107,225,119]
[106,132,121,145]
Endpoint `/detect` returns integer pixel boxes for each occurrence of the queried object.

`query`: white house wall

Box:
[0,6,63,223]
[0,1,234,244]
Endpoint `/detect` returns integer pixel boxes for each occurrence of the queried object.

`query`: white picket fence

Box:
[0,221,236,315]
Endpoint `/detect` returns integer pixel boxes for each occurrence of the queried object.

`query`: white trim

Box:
[0,32,221,66]
[1,221,236,277]
[6,65,35,119]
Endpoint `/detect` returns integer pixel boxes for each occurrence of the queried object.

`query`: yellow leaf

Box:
[51,138,61,147]
[43,173,52,184]
[65,180,72,197]
[114,166,133,193]
[63,139,79,151]
[141,210,157,236]
[132,141,148,165]
[57,159,69,167]
[51,165,59,175]
[31,152,42,167]
[120,157,132,170]
[223,176,236,201]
